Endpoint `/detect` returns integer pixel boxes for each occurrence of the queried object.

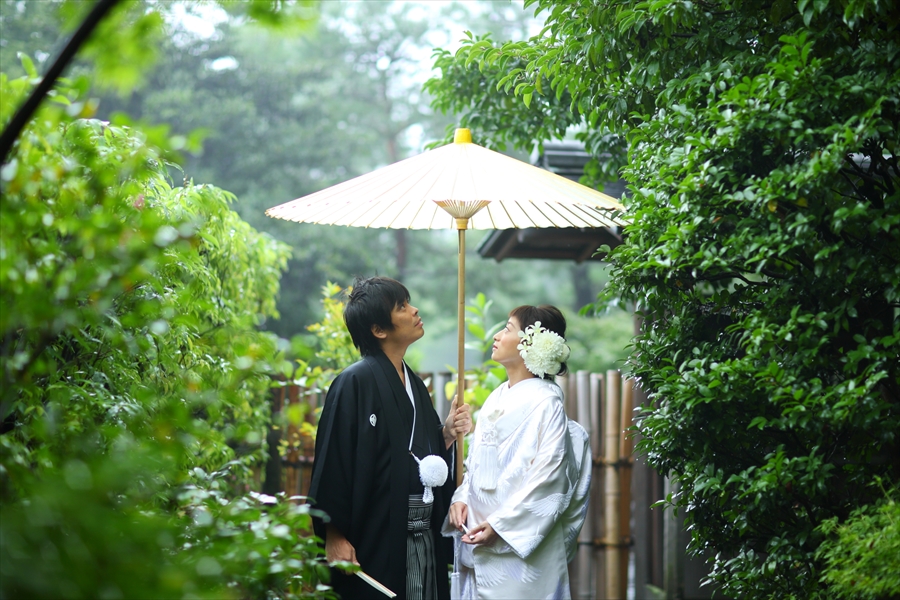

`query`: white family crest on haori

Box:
[443,378,591,600]
[517,321,571,379]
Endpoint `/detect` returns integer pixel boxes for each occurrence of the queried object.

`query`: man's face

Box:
[378,300,424,347]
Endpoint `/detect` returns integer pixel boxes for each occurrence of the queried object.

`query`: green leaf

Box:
[17,52,37,78]
[748,416,768,430]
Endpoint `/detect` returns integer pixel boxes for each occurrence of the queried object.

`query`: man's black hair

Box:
[343,276,411,356]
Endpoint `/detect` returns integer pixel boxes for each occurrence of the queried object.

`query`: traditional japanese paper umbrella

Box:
[266,128,626,483]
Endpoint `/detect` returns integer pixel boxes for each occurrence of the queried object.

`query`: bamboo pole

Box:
[590,373,606,600]
[589,374,604,463]
[431,131,491,487]
[604,370,622,599]
[455,221,467,485]
[618,379,635,598]
[619,379,634,458]
[575,370,593,599]
[664,478,683,600]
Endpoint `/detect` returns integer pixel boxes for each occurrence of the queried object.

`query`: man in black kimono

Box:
[308,276,471,600]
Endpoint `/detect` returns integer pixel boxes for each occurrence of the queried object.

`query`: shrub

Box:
[425,0,900,596]
[0,70,333,600]
[816,480,900,600]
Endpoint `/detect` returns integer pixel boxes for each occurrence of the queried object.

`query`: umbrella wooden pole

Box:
[433,192,489,488]
[455,219,467,485]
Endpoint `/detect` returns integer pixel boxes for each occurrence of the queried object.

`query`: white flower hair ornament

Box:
[517,321,571,378]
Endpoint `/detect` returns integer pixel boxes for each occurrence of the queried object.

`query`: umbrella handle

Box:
[456,224,466,486]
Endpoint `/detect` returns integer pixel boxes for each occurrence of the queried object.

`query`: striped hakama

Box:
[406,494,438,600]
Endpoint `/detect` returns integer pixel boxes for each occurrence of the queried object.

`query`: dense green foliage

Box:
[427,0,900,597]
[0,4,343,595]
[816,479,900,599]
[0,64,335,598]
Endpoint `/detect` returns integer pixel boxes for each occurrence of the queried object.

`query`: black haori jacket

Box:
[308,350,456,600]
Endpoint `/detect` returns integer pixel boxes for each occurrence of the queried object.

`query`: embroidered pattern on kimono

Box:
[443,378,591,600]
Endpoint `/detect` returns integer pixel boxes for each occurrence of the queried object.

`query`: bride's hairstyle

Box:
[509,304,568,378]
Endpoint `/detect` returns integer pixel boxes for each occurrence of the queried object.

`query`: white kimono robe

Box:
[444,378,591,600]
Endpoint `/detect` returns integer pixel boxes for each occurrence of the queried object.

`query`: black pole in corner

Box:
[0,0,122,168]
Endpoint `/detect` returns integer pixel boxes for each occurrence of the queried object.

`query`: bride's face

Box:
[491,316,523,366]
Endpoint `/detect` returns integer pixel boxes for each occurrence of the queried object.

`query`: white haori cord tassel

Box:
[412,453,448,504]
[405,363,448,504]
[473,427,499,491]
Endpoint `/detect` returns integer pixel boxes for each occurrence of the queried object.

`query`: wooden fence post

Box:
[604,370,622,599]
[590,372,606,600]
[619,379,635,599]
[573,370,593,599]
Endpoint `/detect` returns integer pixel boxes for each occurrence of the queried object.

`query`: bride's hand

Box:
[462,521,497,546]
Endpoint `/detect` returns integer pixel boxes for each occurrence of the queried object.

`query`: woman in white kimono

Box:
[445,305,591,600]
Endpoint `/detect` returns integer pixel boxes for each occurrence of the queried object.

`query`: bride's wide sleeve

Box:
[486,397,574,559]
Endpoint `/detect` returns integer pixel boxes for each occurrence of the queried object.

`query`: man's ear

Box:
[371,324,387,340]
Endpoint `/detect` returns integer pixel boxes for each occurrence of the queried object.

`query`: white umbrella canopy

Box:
[266,129,626,229]
[267,129,627,483]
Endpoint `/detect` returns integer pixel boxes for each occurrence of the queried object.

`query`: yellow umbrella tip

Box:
[454,128,472,144]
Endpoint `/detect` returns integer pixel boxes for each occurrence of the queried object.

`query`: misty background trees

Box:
[1,0,631,373]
